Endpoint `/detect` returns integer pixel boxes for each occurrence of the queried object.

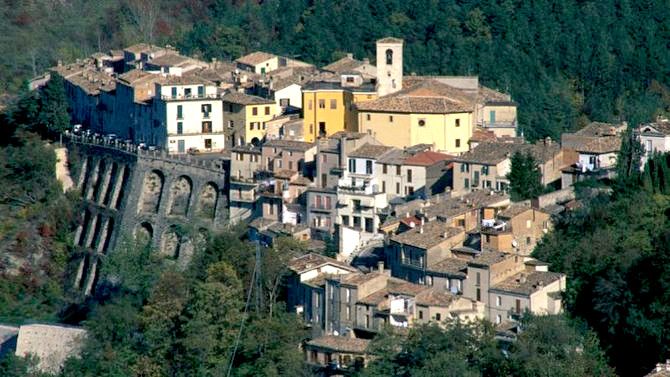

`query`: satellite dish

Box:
[511,239,519,248]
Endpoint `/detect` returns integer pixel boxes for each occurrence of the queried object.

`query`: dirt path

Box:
[55,147,74,192]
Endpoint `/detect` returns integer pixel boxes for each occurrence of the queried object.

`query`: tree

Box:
[507,151,543,201]
[37,74,70,134]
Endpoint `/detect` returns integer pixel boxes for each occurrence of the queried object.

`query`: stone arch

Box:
[102,162,119,206]
[196,182,219,220]
[160,226,180,259]
[79,156,93,191]
[251,137,260,147]
[385,49,393,65]
[177,238,194,268]
[135,221,154,244]
[78,209,93,246]
[91,159,107,202]
[138,169,165,214]
[168,175,193,216]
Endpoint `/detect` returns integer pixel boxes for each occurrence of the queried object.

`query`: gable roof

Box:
[377,37,404,44]
[490,271,564,296]
[323,56,366,73]
[404,151,454,166]
[639,120,670,136]
[306,336,370,353]
[390,221,463,250]
[561,122,625,154]
[263,139,315,152]
[349,143,395,159]
[236,51,277,66]
[454,140,560,165]
[287,253,356,275]
[222,91,275,105]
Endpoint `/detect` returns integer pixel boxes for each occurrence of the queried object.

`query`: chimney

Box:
[419,226,424,234]
[421,217,425,226]
[519,273,527,284]
[442,231,449,239]
[377,261,384,273]
[346,53,353,59]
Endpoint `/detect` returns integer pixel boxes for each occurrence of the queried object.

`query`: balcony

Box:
[161,93,219,101]
[400,257,424,269]
[479,120,517,129]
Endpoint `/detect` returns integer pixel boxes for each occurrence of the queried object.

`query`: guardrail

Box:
[63,133,226,173]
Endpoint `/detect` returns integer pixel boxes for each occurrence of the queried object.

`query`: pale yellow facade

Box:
[358,111,474,154]
[244,104,280,143]
[352,92,378,104]
[303,90,356,142]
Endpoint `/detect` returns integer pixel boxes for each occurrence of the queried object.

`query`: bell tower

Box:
[376,37,404,97]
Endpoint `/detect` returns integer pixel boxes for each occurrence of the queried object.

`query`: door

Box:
[177,140,185,153]
[489,110,496,125]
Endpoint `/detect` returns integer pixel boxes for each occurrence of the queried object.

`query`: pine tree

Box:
[37,74,70,134]
[507,151,543,201]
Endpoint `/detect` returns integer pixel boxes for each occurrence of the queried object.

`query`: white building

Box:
[638,118,670,167]
[152,77,225,153]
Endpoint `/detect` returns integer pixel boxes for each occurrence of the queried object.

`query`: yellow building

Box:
[222,92,279,146]
[356,80,475,154]
[302,77,376,142]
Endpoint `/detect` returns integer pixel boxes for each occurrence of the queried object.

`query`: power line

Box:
[226,241,259,377]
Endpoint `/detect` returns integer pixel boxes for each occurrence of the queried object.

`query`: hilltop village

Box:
[14,37,670,374]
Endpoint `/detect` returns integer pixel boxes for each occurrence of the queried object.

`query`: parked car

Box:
[138,142,147,150]
[72,124,83,134]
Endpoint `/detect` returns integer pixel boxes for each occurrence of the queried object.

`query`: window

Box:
[489,110,496,124]
[385,49,393,65]
[280,98,290,107]
[201,103,211,115]
[389,115,394,122]
[526,236,532,245]
[407,169,412,183]
[319,122,326,136]
[382,181,386,192]
[515,299,521,314]
[348,159,355,173]
[464,178,470,188]
[228,120,234,128]
[252,107,258,116]
[329,287,334,300]
[353,216,361,228]
[396,165,401,175]
[496,296,502,306]
[269,203,274,215]
[419,310,423,320]
[204,139,212,149]
[346,306,351,320]
[418,119,426,127]
[366,114,371,121]
[184,88,192,97]
[325,196,332,209]
[177,122,183,135]
[345,288,351,303]
[341,215,350,226]
[265,106,270,115]
[382,164,387,174]
[482,166,489,175]
[346,76,354,83]
[171,87,177,99]
[407,186,414,195]
[460,163,470,173]
[202,121,212,133]
[177,105,183,119]
[455,118,460,127]
[435,313,441,321]
[426,276,433,286]
[330,99,337,109]
[485,234,490,243]
[646,140,653,152]
[365,218,373,233]
[396,182,400,194]
[318,99,325,109]
[485,180,492,188]
[476,272,481,286]
[289,161,293,170]
[455,139,461,148]
[366,160,373,174]
[228,104,234,112]
[496,314,502,324]
[365,315,370,328]
[308,100,313,110]
[353,199,361,211]
[476,288,481,301]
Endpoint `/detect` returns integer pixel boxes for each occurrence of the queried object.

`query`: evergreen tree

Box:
[37,75,70,134]
[507,151,543,201]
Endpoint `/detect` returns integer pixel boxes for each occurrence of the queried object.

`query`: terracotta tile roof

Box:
[236,51,277,66]
[414,288,459,307]
[148,53,192,67]
[469,128,497,143]
[574,122,626,137]
[377,37,404,44]
[160,73,214,86]
[222,91,275,105]
[478,85,515,105]
[404,151,454,166]
[490,270,564,296]
[61,68,116,95]
[357,288,389,305]
[117,70,157,85]
[306,336,370,353]
[427,257,468,277]
[454,140,560,165]
[323,56,366,73]
[356,79,474,114]
[639,120,670,136]
[334,272,386,287]
[273,169,297,179]
[468,251,514,268]
[422,189,510,220]
[399,215,421,228]
[349,143,394,159]
[263,139,315,151]
[124,43,152,54]
[390,221,463,250]
[287,253,355,274]
[560,121,626,154]
[329,131,369,140]
[498,203,532,219]
[387,280,429,296]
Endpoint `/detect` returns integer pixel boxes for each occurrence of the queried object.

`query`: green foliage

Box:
[37,74,70,134]
[533,179,670,375]
[507,151,544,201]
[361,315,612,377]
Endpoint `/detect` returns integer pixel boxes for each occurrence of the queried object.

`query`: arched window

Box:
[386,49,393,65]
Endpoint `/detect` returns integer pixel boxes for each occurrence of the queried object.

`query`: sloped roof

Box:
[427,257,468,277]
[415,288,459,307]
[323,56,368,73]
[264,139,315,151]
[468,251,513,268]
[498,203,532,219]
[307,336,370,353]
[490,271,564,296]
[222,91,275,105]
[454,140,560,165]
[355,80,474,114]
[639,120,670,136]
[148,53,192,67]
[287,253,356,274]
[390,221,463,250]
[236,51,277,66]
[349,143,394,159]
[404,151,454,166]
[377,37,404,44]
